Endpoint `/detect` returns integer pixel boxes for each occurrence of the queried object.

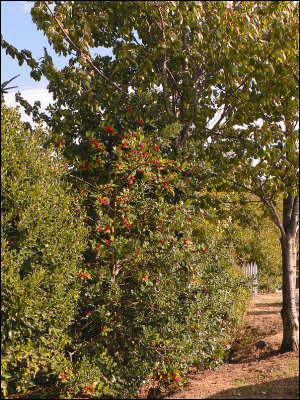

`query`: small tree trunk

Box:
[291,235,297,289]
[280,234,299,351]
[280,193,299,352]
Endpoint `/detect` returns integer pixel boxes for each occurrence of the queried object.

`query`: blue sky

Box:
[1,1,65,121]
[1,1,112,122]
[1,1,69,90]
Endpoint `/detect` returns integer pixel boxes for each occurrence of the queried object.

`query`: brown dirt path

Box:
[165,291,299,399]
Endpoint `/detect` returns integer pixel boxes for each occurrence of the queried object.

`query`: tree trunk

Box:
[280,193,299,352]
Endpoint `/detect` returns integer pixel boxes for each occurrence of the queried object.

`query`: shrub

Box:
[1,102,249,398]
[1,102,88,397]
[58,116,250,398]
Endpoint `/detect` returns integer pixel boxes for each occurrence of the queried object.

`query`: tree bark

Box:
[280,193,299,352]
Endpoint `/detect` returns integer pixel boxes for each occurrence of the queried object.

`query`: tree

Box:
[53,116,249,397]
[208,5,299,349]
[2,0,298,352]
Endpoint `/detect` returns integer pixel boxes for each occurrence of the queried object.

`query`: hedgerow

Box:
[1,102,249,399]
[1,102,88,397]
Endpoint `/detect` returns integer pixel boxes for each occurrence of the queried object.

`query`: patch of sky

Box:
[1,1,114,91]
[1,1,115,124]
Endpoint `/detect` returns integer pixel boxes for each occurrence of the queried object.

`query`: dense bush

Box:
[55,115,250,398]
[1,102,88,397]
[1,102,250,399]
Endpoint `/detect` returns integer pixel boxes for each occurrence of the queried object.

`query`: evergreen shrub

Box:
[57,115,250,398]
[1,102,250,398]
[1,102,88,397]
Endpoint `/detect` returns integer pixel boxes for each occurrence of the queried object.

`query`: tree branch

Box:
[166,67,180,93]
[259,183,285,238]
[44,1,122,92]
[129,1,163,33]
[290,194,299,236]
[154,1,171,116]
[69,173,100,190]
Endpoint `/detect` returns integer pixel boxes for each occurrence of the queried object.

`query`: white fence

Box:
[241,262,258,297]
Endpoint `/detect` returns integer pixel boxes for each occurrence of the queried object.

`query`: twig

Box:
[130,1,163,33]
[69,173,100,190]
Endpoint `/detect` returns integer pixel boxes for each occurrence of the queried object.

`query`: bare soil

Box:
[164,291,299,400]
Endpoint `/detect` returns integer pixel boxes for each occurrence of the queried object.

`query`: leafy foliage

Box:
[218,193,282,292]
[55,114,250,398]
[1,102,88,397]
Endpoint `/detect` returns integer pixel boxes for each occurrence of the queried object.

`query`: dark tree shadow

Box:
[207,376,299,399]
[247,310,281,315]
[256,302,282,308]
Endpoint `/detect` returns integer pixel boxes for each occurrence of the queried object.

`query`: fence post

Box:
[253,262,258,297]
[241,262,258,297]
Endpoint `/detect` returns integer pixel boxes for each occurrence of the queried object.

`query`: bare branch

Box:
[69,173,100,190]
[175,121,193,149]
[222,200,262,204]
[166,67,180,97]
[292,71,299,83]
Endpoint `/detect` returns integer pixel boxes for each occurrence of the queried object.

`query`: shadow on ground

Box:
[247,310,281,315]
[207,376,299,399]
[256,302,282,308]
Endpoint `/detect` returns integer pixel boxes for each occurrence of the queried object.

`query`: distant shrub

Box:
[215,193,282,293]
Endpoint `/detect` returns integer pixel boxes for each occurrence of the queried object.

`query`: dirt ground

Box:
[165,290,299,400]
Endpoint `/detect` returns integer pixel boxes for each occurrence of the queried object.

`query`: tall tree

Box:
[2,0,298,350]
[208,4,299,349]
